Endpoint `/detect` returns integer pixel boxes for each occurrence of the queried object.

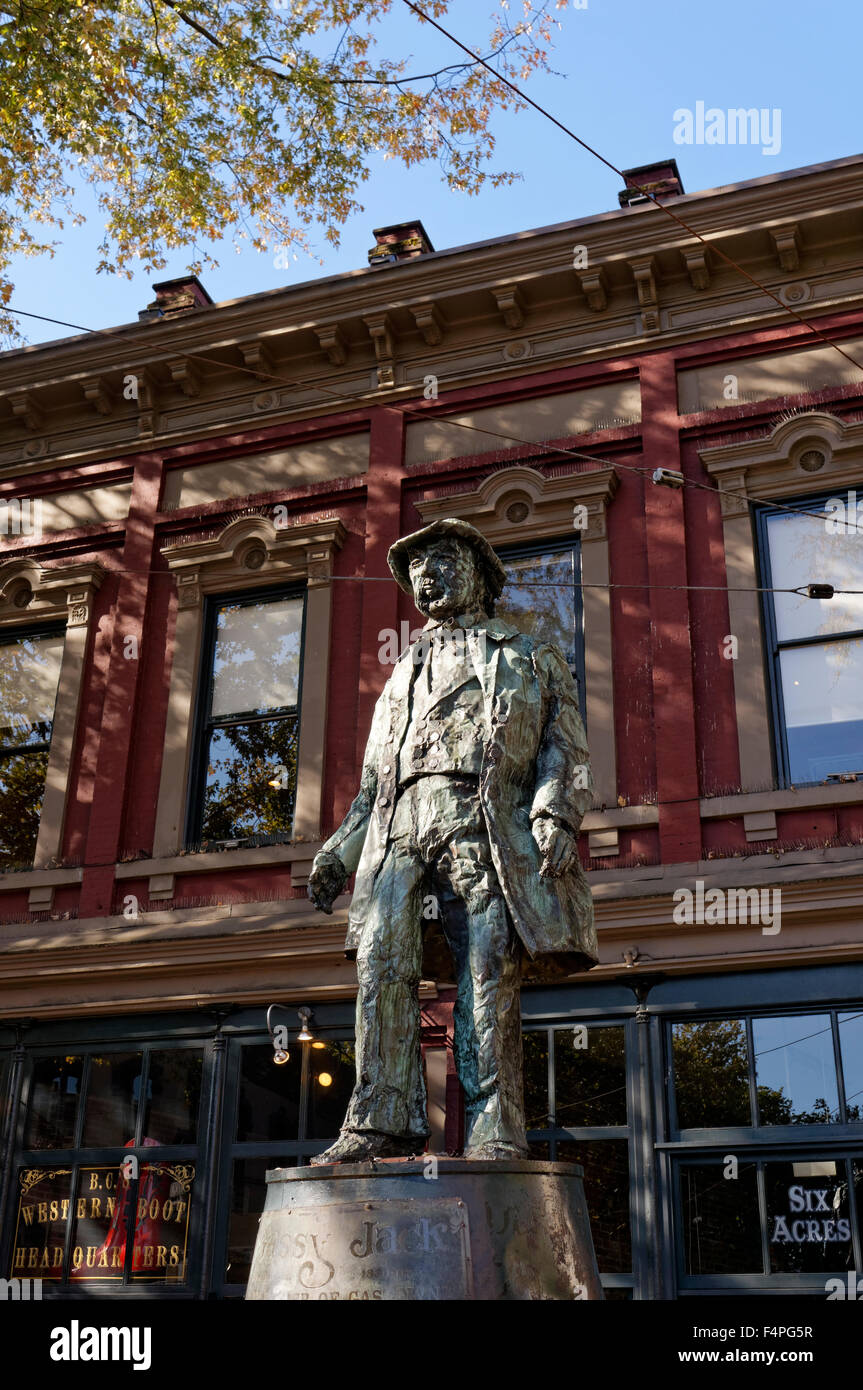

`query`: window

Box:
[186,588,305,848]
[671,1010,863,1132]
[9,1045,203,1286]
[523,1022,632,1291]
[221,1036,355,1294]
[757,494,863,784]
[496,539,585,714]
[0,625,65,871]
[669,1007,863,1290]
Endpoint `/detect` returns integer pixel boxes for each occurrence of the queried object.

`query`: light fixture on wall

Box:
[296,1006,315,1043]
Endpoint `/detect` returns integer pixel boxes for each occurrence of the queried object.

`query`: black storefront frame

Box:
[0,1002,357,1299]
[524,961,863,1300]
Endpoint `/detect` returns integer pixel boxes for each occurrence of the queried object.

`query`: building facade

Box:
[1,154,863,1299]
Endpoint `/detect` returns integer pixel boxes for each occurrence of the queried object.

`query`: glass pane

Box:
[672,1020,752,1128]
[523,1031,549,1131]
[0,632,64,748]
[680,1162,762,1274]
[236,1043,301,1142]
[143,1051,203,1144]
[557,1140,631,1273]
[24,1056,83,1150]
[210,596,303,719]
[553,1025,626,1127]
[766,1159,852,1274]
[0,749,50,870]
[130,1159,195,1283]
[69,1164,130,1282]
[307,1041,355,1140]
[753,1015,840,1124]
[779,641,863,782]
[497,548,578,669]
[838,1012,863,1121]
[11,1167,72,1279]
[227,1157,297,1285]
[199,716,298,843]
[767,509,863,642]
[82,1053,143,1147]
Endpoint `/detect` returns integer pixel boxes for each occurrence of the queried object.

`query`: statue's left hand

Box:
[532,817,580,878]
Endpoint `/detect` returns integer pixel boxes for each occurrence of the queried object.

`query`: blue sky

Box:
[7,0,861,346]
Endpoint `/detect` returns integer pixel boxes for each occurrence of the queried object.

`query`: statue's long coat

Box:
[321,617,598,979]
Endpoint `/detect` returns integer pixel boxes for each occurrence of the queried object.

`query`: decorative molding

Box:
[700,410,863,500]
[7,391,44,431]
[363,311,395,388]
[239,340,275,380]
[82,378,114,415]
[411,304,444,346]
[168,358,202,398]
[578,268,608,312]
[414,462,619,546]
[771,224,801,272]
[492,286,525,331]
[629,256,659,333]
[682,246,711,291]
[314,324,347,366]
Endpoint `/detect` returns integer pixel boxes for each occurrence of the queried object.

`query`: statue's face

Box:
[408,538,486,619]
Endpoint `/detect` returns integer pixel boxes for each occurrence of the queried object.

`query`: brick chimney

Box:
[618,160,684,208]
[368,220,435,267]
[139,276,213,321]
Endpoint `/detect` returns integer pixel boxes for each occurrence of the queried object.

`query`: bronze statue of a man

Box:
[307,519,597,1163]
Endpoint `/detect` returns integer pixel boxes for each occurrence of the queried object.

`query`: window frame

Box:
[0,620,66,871]
[523,1016,635,1297]
[184,582,307,849]
[664,1002,863,1293]
[495,533,587,722]
[755,490,863,788]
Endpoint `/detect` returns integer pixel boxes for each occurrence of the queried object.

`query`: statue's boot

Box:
[310,1129,423,1166]
[463,1141,529,1161]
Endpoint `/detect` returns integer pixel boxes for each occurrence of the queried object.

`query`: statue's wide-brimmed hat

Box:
[387,518,508,599]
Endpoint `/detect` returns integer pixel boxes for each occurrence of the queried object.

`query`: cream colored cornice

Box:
[3,157,863,478]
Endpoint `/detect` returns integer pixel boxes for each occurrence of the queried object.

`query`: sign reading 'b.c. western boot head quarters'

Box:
[11,1162,194,1282]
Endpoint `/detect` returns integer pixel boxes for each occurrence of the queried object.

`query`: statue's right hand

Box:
[307,851,348,914]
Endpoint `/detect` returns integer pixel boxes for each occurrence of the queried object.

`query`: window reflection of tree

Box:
[196,596,303,846]
[0,631,63,869]
[498,549,577,670]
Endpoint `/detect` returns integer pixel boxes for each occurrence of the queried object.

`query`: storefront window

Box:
[9,1045,202,1286]
[672,1009,862,1130]
[679,1156,859,1281]
[681,1162,762,1275]
[524,1023,631,1289]
[557,1139,632,1273]
[24,1056,84,1150]
[753,1015,841,1125]
[837,1012,863,1121]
